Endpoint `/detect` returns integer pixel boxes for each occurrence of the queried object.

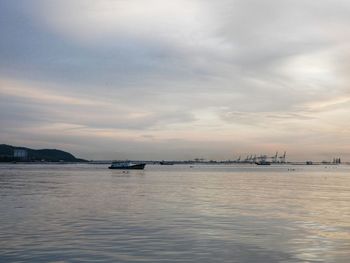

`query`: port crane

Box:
[279,151,286,163]
[234,151,286,163]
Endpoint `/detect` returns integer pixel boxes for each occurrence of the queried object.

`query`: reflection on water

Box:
[0,164,350,262]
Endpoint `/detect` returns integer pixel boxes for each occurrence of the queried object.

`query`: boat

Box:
[108,161,146,170]
[159,161,174,165]
[255,160,271,165]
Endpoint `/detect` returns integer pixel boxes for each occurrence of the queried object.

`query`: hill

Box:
[0,144,86,162]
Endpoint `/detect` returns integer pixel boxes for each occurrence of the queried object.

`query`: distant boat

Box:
[255,160,271,165]
[108,161,146,170]
[159,161,174,165]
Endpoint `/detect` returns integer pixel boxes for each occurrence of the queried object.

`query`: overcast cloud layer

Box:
[1,0,350,160]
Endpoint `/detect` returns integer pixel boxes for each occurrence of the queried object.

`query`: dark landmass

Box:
[0,144,87,162]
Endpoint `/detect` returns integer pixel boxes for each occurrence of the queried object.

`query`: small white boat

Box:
[108,161,146,170]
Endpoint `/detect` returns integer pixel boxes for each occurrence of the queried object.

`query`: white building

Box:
[14,149,28,160]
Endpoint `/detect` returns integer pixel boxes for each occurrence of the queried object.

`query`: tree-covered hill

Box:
[0,144,86,162]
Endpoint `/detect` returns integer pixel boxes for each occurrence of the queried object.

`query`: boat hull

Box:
[160,161,174,165]
[255,161,271,165]
[108,163,146,170]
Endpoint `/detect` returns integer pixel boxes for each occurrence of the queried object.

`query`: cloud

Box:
[1,0,350,160]
[0,78,100,106]
[35,1,213,43]
[221,111,314,127]
[0,77,197,131]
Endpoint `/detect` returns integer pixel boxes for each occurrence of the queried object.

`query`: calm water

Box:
[0,164,350,262]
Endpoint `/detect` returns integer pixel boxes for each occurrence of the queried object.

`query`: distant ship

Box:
[255,160,271,165]
[108,161,146,170]
[159,161,174,165]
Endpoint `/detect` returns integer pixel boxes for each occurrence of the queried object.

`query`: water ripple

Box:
[1,163,350,262]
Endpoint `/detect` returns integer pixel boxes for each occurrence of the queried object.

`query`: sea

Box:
[0,163,349,262]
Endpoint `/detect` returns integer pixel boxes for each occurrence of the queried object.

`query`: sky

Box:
[1,0,350,161]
